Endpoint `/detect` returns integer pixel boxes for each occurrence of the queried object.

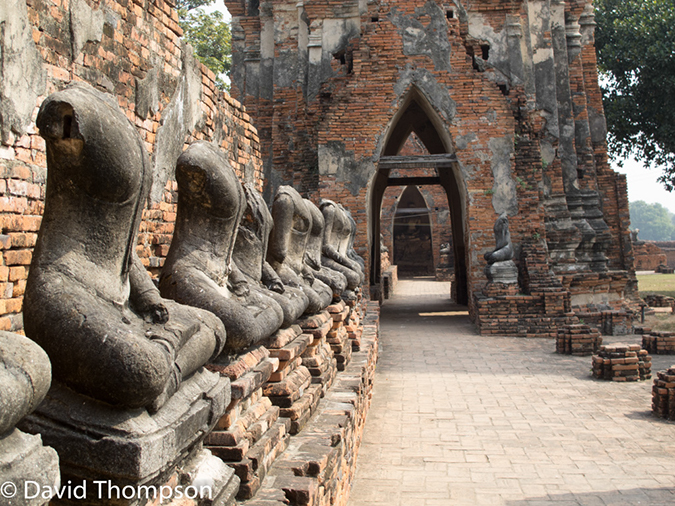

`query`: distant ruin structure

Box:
[225,0,637,331]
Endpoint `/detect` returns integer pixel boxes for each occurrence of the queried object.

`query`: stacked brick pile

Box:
[474,292,576,337]
[243,302,380,506]
[263,326,322,435]
[556,323,601,355]
[591,344,652,381]
[652,365,675,420]
[300,311,338,397]
[574,309,635,336]
[327,301,353,371]
[205,346,289,500]
[642,331,675,354]
[643,294,675,309]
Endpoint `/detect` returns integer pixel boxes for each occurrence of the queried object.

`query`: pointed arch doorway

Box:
[369,87,468,304]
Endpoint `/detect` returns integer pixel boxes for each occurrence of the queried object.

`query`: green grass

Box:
[636,273,675,298]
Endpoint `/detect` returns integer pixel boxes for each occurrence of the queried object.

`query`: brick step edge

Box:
[238,303,380,506]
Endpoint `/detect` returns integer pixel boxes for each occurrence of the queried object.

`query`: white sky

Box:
[612,157,675,214]
[205,3,674,215]
[206,1,231,19]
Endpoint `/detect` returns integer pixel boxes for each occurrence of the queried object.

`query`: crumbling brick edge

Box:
[241,301,380,506]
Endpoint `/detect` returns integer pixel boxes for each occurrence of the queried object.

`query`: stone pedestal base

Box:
[300,311,338,397]
[0,429,60,506]
[592,344,651,381]
[19,369,231,505]
[485,259,518,284]
[206,345,288,500]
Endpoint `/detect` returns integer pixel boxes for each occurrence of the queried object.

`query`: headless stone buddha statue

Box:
[484,212,518,284]
[304,198,348,298]
[233,183,309,327]
[160,142,284,352]
[320,199,364,290]
[341,204,366,283]
[24,83,226,412]
[268,186,331,314]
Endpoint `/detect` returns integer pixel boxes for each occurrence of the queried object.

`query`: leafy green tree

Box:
[630,200,675,241]
[595,0,675,191]
[177,0,231,90]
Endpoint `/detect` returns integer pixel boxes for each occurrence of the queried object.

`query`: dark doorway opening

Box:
[393,186,434,277]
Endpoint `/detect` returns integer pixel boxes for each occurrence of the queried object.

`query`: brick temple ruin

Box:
[225,0,638,334]
[0,0,642,504]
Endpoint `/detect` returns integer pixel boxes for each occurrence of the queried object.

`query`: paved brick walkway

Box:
[348,278,675,506]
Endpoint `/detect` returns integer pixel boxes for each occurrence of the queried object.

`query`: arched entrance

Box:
[393,186,434,277]
[369,87,468,304]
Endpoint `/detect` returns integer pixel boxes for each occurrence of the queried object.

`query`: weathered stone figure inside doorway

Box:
[304,198,348,298]
[320,199,364,290]
[484,212,518,284]
[24,83,226,411]
[268,186,330,314]
[160,142,284,351]
[232,183,309,327]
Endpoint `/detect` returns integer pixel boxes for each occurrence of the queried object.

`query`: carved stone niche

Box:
[0,331,59,506]
[20,84,237,505]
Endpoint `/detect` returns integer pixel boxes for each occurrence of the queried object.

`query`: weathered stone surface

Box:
[20,368,229,487]
[160,141,283,352]
[0,333,58,506]
[0,332,51,434]
[151,43,205,202]
[0,0,46,144]
[25,84,226,411]
[0,429,60,506]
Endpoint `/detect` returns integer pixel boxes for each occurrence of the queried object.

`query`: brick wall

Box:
[0,0,264,332]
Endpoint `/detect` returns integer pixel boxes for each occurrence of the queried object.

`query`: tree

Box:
[629,201,675,241]
[595,0,675,191]
[177,0,231,90]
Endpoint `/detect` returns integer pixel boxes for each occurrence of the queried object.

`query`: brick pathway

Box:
[348,278,675,506]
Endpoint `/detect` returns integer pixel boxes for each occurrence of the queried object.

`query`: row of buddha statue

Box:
[11,83,364,426]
